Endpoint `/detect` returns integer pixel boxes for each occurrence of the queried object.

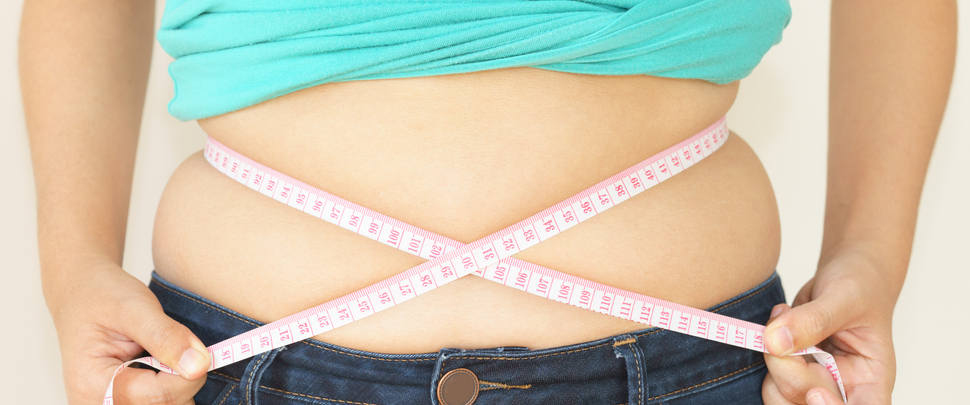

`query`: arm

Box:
[20,0,210,403]
[762,1,957,404]
[823,0,956,309]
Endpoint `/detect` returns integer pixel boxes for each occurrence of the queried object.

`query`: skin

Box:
[19,1,954,405]
[155,70,773,354]
[761,1,957,404]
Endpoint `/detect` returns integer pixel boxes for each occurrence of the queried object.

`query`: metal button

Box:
[436,368,479,405]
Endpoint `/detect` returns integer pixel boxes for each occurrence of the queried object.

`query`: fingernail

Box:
[178,348,207,377]
[770,305,784,318]
[771,326,794,356]
[807,392,825,405]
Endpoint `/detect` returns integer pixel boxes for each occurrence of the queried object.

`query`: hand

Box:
[761,251,898,404]
[49,259,211,404]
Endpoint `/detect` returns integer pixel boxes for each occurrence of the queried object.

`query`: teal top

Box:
[158,0,791,121]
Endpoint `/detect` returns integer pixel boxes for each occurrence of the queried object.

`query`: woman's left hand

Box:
[761,251,899,404]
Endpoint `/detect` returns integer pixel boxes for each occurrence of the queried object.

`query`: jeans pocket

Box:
[196,348,286,405]
[196,375,241,405]
[239,348,285,405]
[651,362,767,405]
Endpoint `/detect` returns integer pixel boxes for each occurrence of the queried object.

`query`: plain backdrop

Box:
[2,1,967,403]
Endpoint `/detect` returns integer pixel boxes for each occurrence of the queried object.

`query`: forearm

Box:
[824,0,956,296]
[20,0,155,311]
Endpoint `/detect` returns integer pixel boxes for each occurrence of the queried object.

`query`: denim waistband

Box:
[149,272,784,405]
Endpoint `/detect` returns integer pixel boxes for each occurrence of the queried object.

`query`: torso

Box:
[152,67,780,353]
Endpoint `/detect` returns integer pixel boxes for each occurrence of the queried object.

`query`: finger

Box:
[769,303,787,321]
[806,387,846,405]
[118,302,211,380]
[764,305,843,403]
[793,278,815,307]
[113,366,207,405]
[843,383,891,405]
[765,351,843,403]
[762,374,800,405]
[764,288,859,357]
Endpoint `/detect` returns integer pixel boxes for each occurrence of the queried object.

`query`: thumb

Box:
[121,303,211,380]
[764,291,854,357]
[806,387,846,405]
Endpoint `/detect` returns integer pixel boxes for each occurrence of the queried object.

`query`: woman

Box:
[20,1,955,404]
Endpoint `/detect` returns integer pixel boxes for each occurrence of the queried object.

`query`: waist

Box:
[152,68,780,352]
[149,270,784,405]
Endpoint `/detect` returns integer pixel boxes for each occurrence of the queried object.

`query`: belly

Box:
[152,67,780,353]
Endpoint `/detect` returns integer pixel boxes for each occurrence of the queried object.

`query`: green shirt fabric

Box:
[158,0,791,121]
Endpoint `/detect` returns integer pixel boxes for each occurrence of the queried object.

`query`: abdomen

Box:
[152,67,780,353]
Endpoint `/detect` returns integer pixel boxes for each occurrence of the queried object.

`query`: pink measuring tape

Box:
[103,116,846,403]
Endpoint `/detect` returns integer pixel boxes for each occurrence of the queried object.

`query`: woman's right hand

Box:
[51,260,210,405]
[20,0,201,402]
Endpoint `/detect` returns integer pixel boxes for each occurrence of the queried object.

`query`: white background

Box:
[2,1,967,403]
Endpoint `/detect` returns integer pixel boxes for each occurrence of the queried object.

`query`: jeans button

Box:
[437,368,479,405]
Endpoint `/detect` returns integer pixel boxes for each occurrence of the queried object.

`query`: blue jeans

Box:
[149,271,784,405]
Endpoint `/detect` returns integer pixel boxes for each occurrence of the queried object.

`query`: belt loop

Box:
[430,348,461,405]
[239,347,285,405]
[612,334,648,405]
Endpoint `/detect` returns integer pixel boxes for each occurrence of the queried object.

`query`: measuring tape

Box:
[103,116,846,403]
